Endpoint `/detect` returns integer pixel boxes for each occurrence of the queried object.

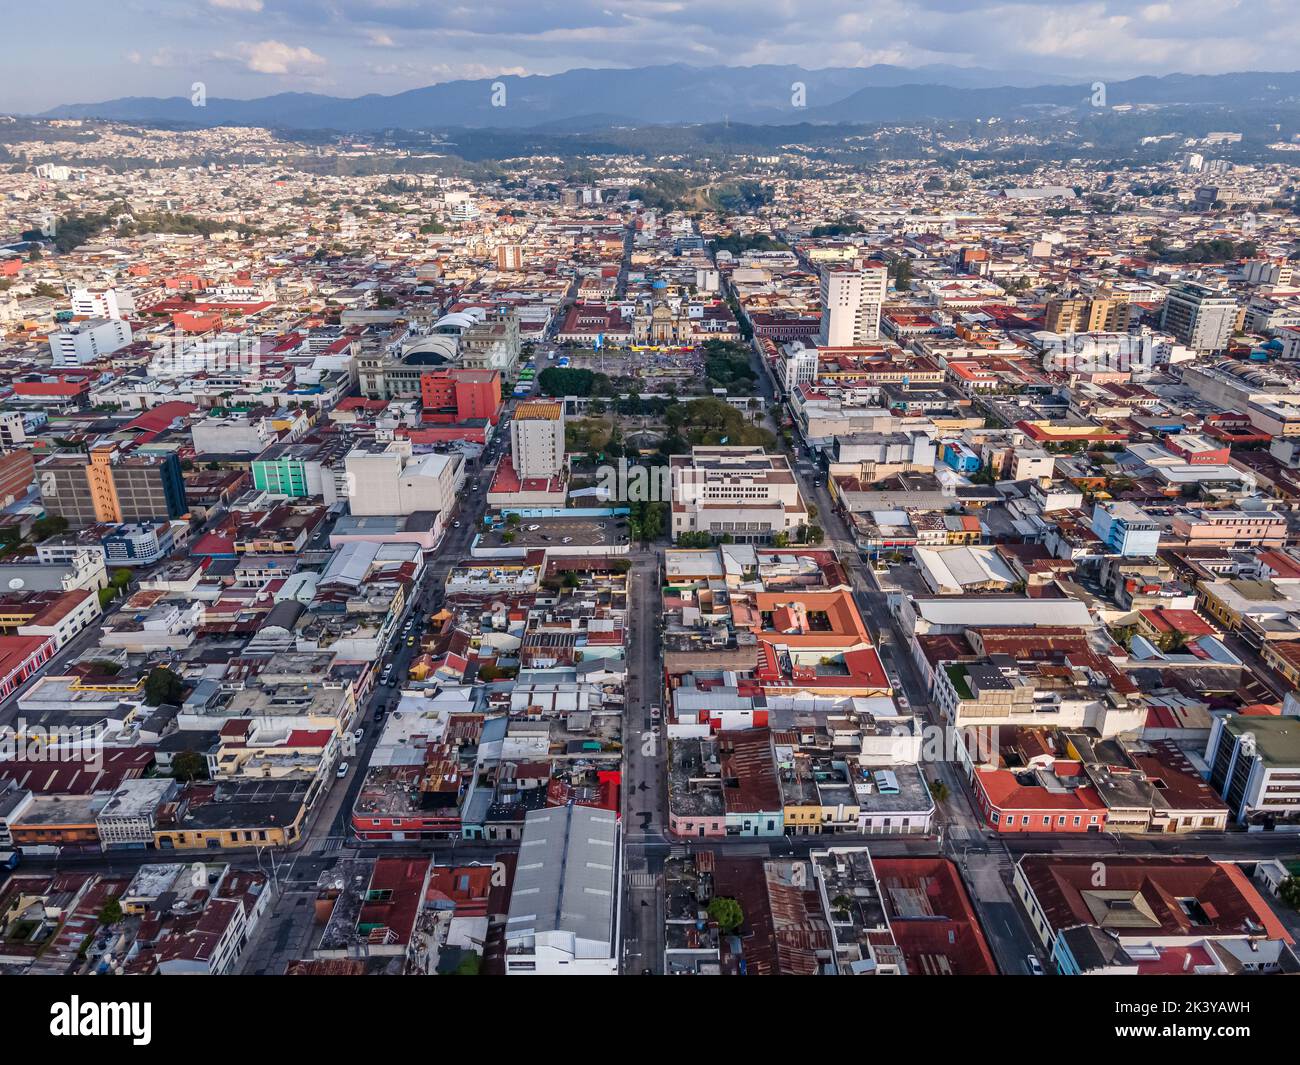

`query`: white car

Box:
[336,762,349,779]
[353,728,364,743]
[1025,955,1044,976]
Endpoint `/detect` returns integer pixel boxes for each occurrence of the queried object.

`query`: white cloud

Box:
[365,29,396,48]
[219,39,326,75]
[209,0,265,11]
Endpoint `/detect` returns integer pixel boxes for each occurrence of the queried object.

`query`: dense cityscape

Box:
[0,11,1298,1024]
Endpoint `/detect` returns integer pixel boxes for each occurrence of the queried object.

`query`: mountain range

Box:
[37,65,1300,132]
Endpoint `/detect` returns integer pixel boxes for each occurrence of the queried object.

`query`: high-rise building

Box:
[1160,281,1238,353]
[1043,297,1133,334]
[48,317,134,366]
[818,260,888,347]
[509,401,565,480]
[37,445,186,529]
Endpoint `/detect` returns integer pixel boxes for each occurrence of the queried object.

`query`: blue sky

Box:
[5,0,1299,112]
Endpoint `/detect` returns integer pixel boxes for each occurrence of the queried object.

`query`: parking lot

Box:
[477,516,631,551]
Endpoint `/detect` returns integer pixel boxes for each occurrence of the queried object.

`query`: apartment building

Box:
[1160,280,1238,353]
[37,445,186,530]
[1043,296,1133,334]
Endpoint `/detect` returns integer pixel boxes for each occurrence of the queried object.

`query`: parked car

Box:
[353,728,364,743]
[336,762,350,778]
[1025,955,1044,976]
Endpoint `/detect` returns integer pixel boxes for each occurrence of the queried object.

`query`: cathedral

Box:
[632,279,690,347]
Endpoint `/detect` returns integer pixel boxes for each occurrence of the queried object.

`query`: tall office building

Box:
[510,401,565,480]
[1160,281,1238,353]
[818,260,888,347]
[37,445,186,529]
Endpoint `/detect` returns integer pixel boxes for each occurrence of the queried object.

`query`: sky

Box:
[5,0,1300,113]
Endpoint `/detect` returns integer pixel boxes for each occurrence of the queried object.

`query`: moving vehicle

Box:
[353,728,364,743]
[336,762,349,778]
[1026,955,1044,976]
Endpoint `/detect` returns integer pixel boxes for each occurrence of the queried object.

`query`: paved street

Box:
[620,549,668,973]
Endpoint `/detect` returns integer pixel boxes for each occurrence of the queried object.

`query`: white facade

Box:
[345,443,463,517]
[670,445,809,542]
[71,287,132,320]
[510,406,565,480]
[781,342,820,392]
[49,317,133,366]
[818,261,887,347]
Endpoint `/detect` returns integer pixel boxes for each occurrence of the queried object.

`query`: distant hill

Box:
[36,64,1300,132]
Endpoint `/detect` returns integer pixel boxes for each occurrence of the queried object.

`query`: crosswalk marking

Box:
[628,872,659,890]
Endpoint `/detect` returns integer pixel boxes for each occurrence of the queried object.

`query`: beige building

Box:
[510,401,565,480]
[1043,297,1133,334]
